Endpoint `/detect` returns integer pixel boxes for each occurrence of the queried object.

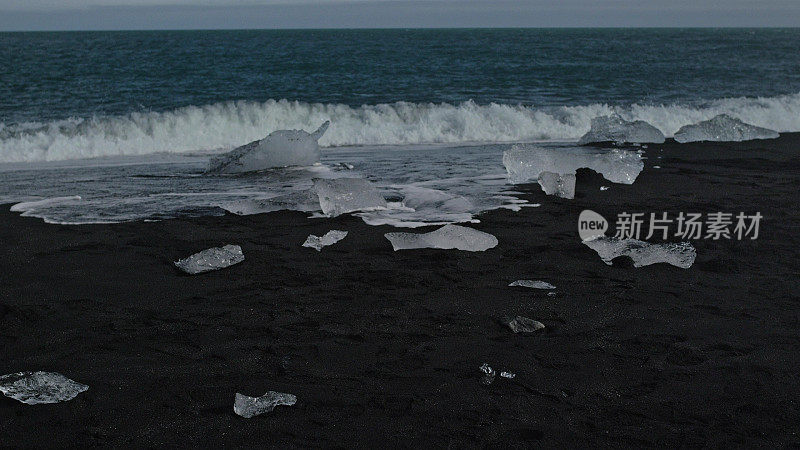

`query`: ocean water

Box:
[1,29,799,225]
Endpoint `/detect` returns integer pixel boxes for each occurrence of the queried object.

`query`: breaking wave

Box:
[2,92,800,163]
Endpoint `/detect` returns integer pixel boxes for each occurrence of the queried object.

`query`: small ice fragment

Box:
[653,165,661,169]
[600,186,610,191]
[313,178,387,217]
[579,114,665,145]
[174,244,244,274]
[582,236,696,269]
[479,363,496,385]
[504,316,545,334]
[234,391,297,418]
[674,114,779,143]
[509,280,556,290]
[503,145,643,186]
[0,371,88,405]
[207,121,329,173]
[537,172,576,199]
[302,230,348,251]
[385,224,498,252]
[500,371,516,379]
[547,292,557,297]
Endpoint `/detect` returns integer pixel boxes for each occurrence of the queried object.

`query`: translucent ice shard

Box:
[302,230,348,251]
[174,244,244,274]
[509,280,556,289]
[385,224,498,252]
[207,121,329,173]
[479,363,496,385]
[673,114,779,143]
[313,177,387,217]
[221,190,322,215]
[500,371,516,379]
[537,171,576,199]
[503,145,643,188]
[0,371,88,405]
[579,114,665,145]
[504,316,545,334]
[233,391,297,418]
[582,236,696,269]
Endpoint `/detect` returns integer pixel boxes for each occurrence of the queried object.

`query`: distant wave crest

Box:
[2,93,800,162]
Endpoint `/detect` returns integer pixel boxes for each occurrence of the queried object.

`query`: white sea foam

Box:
[2,93,799,162]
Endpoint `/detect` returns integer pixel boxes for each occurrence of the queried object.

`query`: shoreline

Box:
[1,135,799,446]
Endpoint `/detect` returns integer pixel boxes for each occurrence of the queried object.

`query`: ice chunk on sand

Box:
[174,244,244,274]
[500,371,516,379]
[385,224,498,252]
[673,114,779,143]
[537,171,576,199]
[479,363,496,385]
[313,178,387,217]
[579,114,665,145]
[503,145,643,186]
[504,316,545,333]
[207,121,329,173]
[302,230,348,251]
[233,391,297,418]
[509,280,556,289]
[0,371,88,405]
[583,236,696,269]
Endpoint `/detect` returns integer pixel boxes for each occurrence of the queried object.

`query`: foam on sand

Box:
[673,114,779,143]
[207,121,329,173]
[578,114,665,145]
[583,236,696,269]
[174,244,244,274]
[0,371,88,405]
[385,224,498,251]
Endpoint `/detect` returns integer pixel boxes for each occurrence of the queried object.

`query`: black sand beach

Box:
[1,135,799,446]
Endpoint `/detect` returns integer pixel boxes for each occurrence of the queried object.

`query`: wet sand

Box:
[1,135,799,446]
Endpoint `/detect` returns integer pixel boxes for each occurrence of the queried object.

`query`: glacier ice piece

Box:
[503,145,643,187]
[579,114,665,145]
[302,230,348,251]
[174,244,244,274]
[504,316,545,334]
[385,224,498,252]
[509,280,556,289]
[0,371,88,405]
[313,178,387,217]
[537,171,576,199]
[207,121,329,173]
[221,190,321,215]
[673,114,779,143]
[479,363,496,385]
[233,391,297,418]
[583,236,696,269]
[500,371,516,379]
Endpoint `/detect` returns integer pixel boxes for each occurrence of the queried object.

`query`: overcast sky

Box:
[1,0,799,31]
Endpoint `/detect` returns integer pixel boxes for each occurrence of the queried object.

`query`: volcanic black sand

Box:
[1,135,799,447]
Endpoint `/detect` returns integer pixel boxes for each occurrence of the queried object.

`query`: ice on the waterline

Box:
[174,244,244,274]
[302,230,348,251]
[578,114,665,145]
[221,190,322,215]
[537,171,576,199]
[313,178,387,217]
[385,224,498,252]
[479,363,496,385]
[504,316,545,334]
[0,371,88,405]
[503,145,643,187]
[509,280,556,290]
[582,236,696,269]
[207,121,329,173]
[673,114,779,143]
[233,391,297,418]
